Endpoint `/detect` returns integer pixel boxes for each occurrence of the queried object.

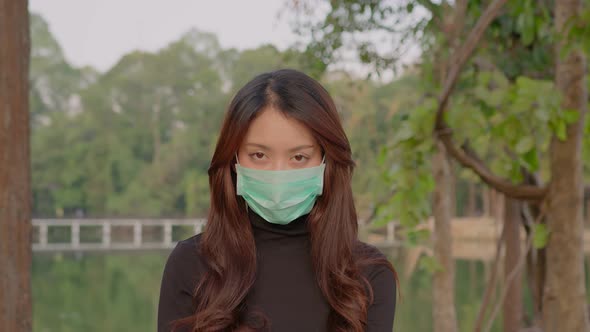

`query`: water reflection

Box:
[34,239,587,332]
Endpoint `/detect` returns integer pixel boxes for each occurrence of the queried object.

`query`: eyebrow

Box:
[245,143,315,153]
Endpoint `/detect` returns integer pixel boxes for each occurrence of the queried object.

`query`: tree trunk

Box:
[467,181,477,216]
[0,0,33,331]
[449,163,457,217]
[526,240,546,326]
[489,188,504,222]
[503,197,523,332]
[523,200,545,325]
[432,142,458,332]
[430,1,466,330]
[543,0,589,330]
[483,187,491,217]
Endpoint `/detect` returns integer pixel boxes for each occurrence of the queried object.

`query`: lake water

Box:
[33,245,588,331]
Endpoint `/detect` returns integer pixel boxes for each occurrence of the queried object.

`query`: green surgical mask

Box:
[235,157,325,225]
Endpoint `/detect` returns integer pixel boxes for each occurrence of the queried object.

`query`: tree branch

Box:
[434,0,508,121]
[437,127,547,201]
[432,0,548,202]
[473,224,505,332]
[364,189,397,225]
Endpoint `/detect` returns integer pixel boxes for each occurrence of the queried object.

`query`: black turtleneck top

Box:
[157,211,396,332]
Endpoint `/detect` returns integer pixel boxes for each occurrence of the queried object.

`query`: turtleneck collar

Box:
[248,208,310,236]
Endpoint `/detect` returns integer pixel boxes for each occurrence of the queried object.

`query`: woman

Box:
[158,69,397,332]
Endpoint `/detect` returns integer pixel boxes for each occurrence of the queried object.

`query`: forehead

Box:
[242,107,317,149]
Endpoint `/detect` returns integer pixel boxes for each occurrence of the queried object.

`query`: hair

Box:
[171,69,397,332]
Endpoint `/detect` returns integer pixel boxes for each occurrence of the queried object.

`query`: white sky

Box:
[29,0,306,72]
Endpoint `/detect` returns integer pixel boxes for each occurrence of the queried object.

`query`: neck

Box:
[248,208,310,236]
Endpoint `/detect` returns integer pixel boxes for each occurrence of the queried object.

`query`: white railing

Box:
[32,218,206,252]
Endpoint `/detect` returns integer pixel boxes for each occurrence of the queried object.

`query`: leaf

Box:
[556,120,567,141]
[393,124,414,142]
[509,159,524,182]
[486,90,506,107]
[515,136,535,154]
[562,109,579,124]
[533,223,550,249]
[377,146,388,166]
[521,14,535,46]
[418,255,443,274]
[521,148,539,172]
[406,228,430,246]
[535,104,551,122]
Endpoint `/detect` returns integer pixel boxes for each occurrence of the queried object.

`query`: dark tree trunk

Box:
[467,181,478,216]
[503,197,523,332]
[483,187,491,217]
[0,0,33,331]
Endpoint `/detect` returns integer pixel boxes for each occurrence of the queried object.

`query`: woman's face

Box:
[237,107,323,170]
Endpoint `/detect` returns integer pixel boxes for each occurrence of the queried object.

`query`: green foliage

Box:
[227,44,313,89]
[485,0,553,79]
[418,254,444,274]
[29,12,406,220]
[584,112,590,177]
[405,228,432,246]
[293,0,590,237]
[561,7,590,59]
[446,70,579,184]
[532,223,550,249]
[573,8,590,56]
[29,14,98,128]
[29,19,295,218]
[292,0,428,78]
[373,95,436,229]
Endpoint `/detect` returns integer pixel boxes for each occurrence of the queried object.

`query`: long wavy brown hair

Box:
[172,69,397,331]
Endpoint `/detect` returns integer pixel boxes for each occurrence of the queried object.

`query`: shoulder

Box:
[162,234,206,289]
[354,241,397,291]
[174,233,203,254]
[158,234,205,331]
[166,233,205,267]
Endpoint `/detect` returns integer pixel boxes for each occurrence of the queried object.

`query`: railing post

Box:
[102,222,111,247]
[164,222,172,246]
[72,220,80,249]
[133,220,142,247]
[40,223,48,247]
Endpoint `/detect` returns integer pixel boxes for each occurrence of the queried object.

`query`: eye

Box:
[249,152,266,161]
[292,154,309,163]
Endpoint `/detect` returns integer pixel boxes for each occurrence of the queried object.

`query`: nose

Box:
[271,159,290,171]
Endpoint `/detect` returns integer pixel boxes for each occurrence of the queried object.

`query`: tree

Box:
[542,0,589,330]
[0,0,32,331]
[291,0,590,330]
[28,24,321,219]
[432,1,589,330]
[28,14,96,128]
[290,1,463,331]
